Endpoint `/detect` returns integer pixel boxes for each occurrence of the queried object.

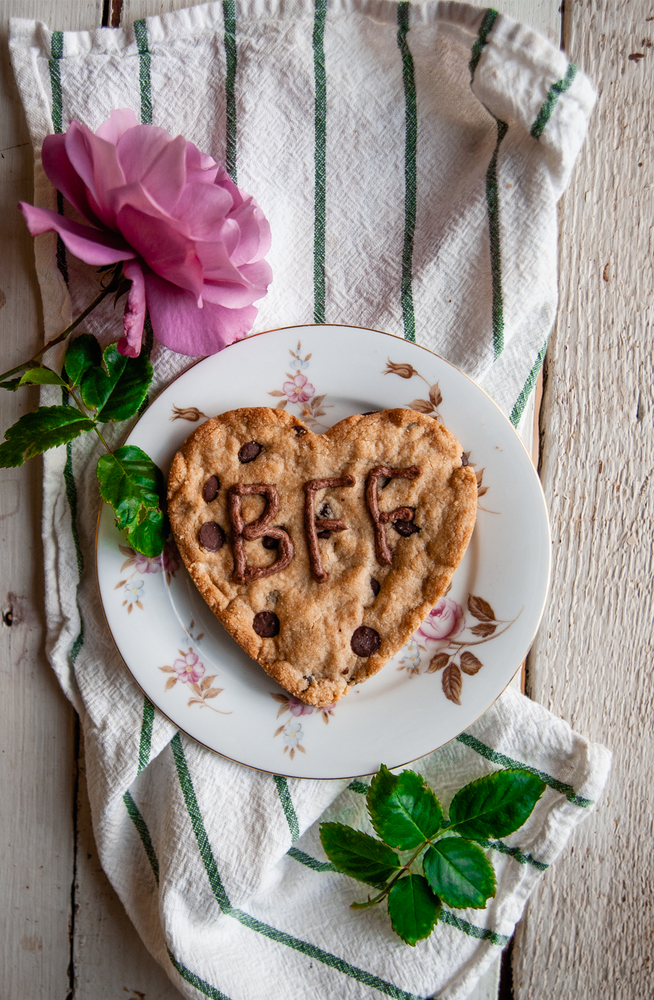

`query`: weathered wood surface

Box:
[0,1,575,998]
[513,2,654,998]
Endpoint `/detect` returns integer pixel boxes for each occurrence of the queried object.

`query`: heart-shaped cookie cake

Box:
[168,408,477,706]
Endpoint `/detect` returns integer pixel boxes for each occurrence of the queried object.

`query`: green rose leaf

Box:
[423,838,496,909]
[80,343,152,422]
[448,769,545,840]
[19,367,67,387]
[0,406,96,467]
[0,377,23,391]
[96,444,165,540]
[319,822,401,888]
[367,765,443,849]
[125,504,167,559]
[64,333,102,386]
[387,875,441,946]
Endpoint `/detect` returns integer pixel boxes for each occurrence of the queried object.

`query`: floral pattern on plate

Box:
[115,538,181,612]
[396,595,519,705]
[384,358,491,508]
[268,340,332,429]
[271,693,336,759]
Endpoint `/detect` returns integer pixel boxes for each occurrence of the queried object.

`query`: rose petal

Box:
[41,133,104,227]
[117,259,146,357]
[19,202,136,265]
[172,182,233,240]
[64,121,126,227]
[95,108,140,144]
[185,141,219,185]
[140,134,188,213]
[144,271,257,356]
[117,203,204,300]
[115,124,174,183]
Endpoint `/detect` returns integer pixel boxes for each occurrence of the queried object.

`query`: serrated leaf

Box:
[470,622,496,638]
[367,765,443,849]
[409,398,434,414]
[428,653,450,673]
[0,406,95,467]
[448,769,546,840]
[96,445,166,558]
[442,663,462,704]
[467,595,496,622]
[19,367,67,387]
[387,875,440,946]
[126,504,167,558]
[460,651,483,675]
[88,344,152,422]
[429,383,442,408]
[423,839,496,909]
[319,823,401,888]
[64,333,101,386]
[0,378,22,391]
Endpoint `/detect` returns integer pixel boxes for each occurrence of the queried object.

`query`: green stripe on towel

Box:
[168,949,234,1000]
[134,20,152,125]
[274,775,300,842]
[123,790,160,884]
[440,908,510,947]
[137,697,155,774]
[469,8,498,82]
[456,732,593,807]
[531,64,577,139]
[397,1,417,343]
[313,0,328,323]
[486,118,508,360]
[510,340,547,427]
[223,0,238,182]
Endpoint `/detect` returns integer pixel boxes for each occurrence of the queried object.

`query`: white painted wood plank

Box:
[0,4,94,998]
[513,1,654,997]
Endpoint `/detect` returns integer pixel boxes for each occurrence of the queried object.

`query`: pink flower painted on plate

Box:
[173,651,206,684]
[417,597,465,650]
[282,373,315,404]
[132,539,180,576]
[19,109,271,358]
[287,696,315,717]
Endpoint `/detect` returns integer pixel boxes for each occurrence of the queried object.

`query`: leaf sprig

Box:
[320,764,545,946]
[0,332,166,557]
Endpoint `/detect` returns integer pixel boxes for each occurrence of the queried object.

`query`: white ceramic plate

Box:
[96,325,550,779]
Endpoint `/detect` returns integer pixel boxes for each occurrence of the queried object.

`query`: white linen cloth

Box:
[9,3,610,998]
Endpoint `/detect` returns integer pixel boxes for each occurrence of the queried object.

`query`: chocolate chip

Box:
[317,530,332,539]
[341,668,349,675]
[238,441,262,463]
[262,535,280,550]
[370,577,380,597]
[318,501,334,519]
[253,611,280,638]
[202,475,220,502]
[198,521,225,551]
[294,426,308,436]
[461,452,469,467]
[350,626,381,657]
[393,520,419,537]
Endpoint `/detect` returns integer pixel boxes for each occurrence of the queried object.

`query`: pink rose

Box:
[417,597,465,650]
[173,651,205,684]
[282,373,315,403]
[20,109,271,358]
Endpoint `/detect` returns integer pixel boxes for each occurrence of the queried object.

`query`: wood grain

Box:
[513,2,654,998]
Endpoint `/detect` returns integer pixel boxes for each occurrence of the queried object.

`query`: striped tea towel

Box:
[9,3,609,998]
